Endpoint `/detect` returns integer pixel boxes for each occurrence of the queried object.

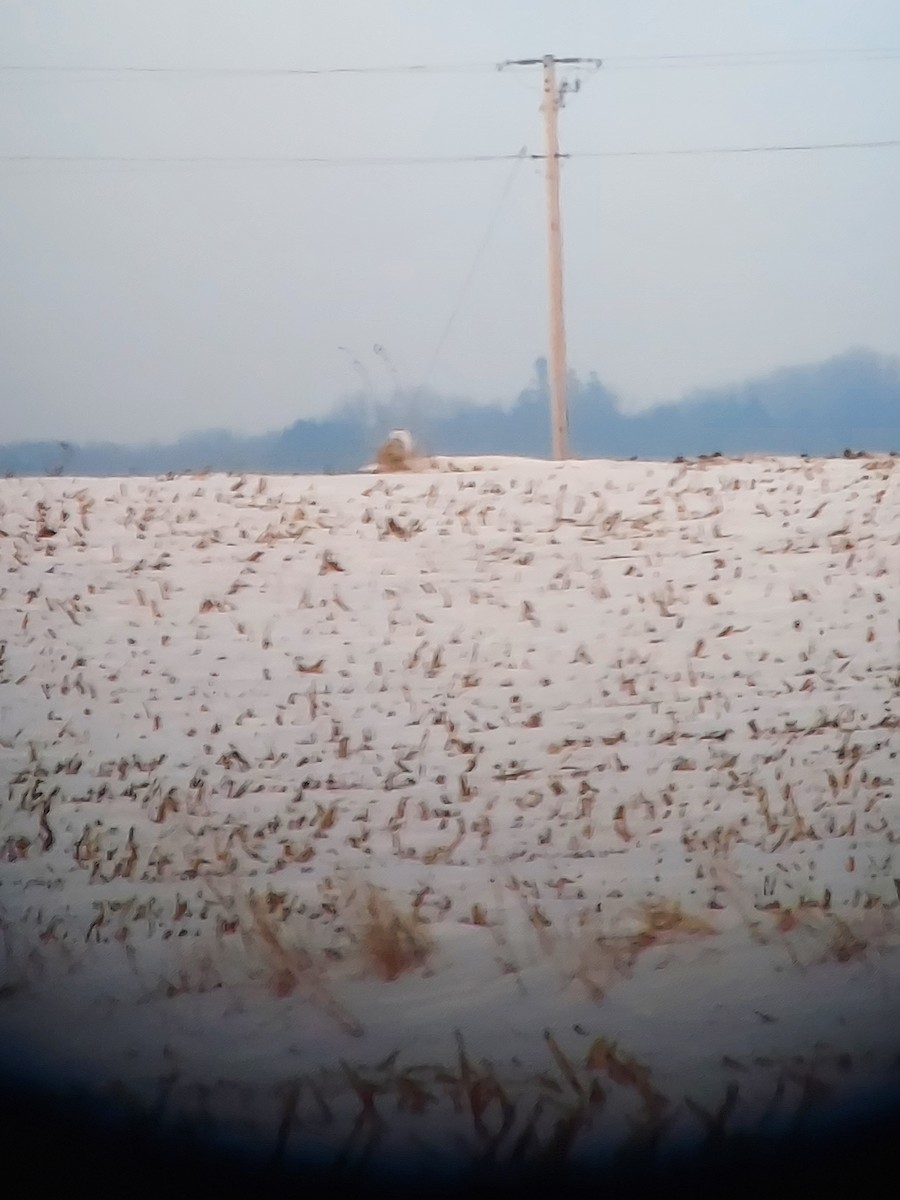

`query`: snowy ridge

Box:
[1,453,899,1171]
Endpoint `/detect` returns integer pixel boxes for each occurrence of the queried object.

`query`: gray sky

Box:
[2,1,899,443]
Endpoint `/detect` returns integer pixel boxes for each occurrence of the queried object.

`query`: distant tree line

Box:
[2,348,898,476]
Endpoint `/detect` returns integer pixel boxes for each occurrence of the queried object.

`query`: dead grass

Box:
[584,1035,668,1119]
[634,899,716,942]
[826,916,869,963]
[204,880,364,1034]
[356,885,433,982]
[565,900,717,1003]
[67,1030,852,1174]
[375,431,418,473]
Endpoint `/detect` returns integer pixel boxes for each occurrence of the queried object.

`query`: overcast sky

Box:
[1,1,899,443]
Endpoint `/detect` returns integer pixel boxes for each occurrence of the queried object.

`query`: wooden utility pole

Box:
[503,55,601,460]
[542,55,568,460]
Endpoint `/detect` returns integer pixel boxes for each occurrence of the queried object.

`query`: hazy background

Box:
[1,1,899,447]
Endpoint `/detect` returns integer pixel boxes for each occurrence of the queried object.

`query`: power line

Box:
[0,151,533,166]
[1,139,898,166]
[1,48,899,77]
[422,147,528,387]
[600,48,900,69]
[0,61,495,77]
[574,138,900,157]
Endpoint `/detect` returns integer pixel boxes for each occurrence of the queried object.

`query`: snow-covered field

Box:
[1,454,899,1173]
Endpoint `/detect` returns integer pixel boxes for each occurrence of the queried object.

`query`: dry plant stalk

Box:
[207,881,364,1035]
[568,900,715,1003]
[635,899,715,943]
[375,430,417,473]
[359,886,433,982]
[585,1037,667,1118]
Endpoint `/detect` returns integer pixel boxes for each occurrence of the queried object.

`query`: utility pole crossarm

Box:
[501,57,602,68]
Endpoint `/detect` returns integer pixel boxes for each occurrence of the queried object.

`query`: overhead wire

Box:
[0,151,533,166]
[0,48,899,76]
[1,139,898,166]
[599,48,900,69]
[0,61,496,77]
[1,49,898,168]
[421,145,529,388]
[573,138,900,157]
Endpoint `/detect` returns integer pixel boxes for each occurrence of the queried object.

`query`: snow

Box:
[1,453,899,1172]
